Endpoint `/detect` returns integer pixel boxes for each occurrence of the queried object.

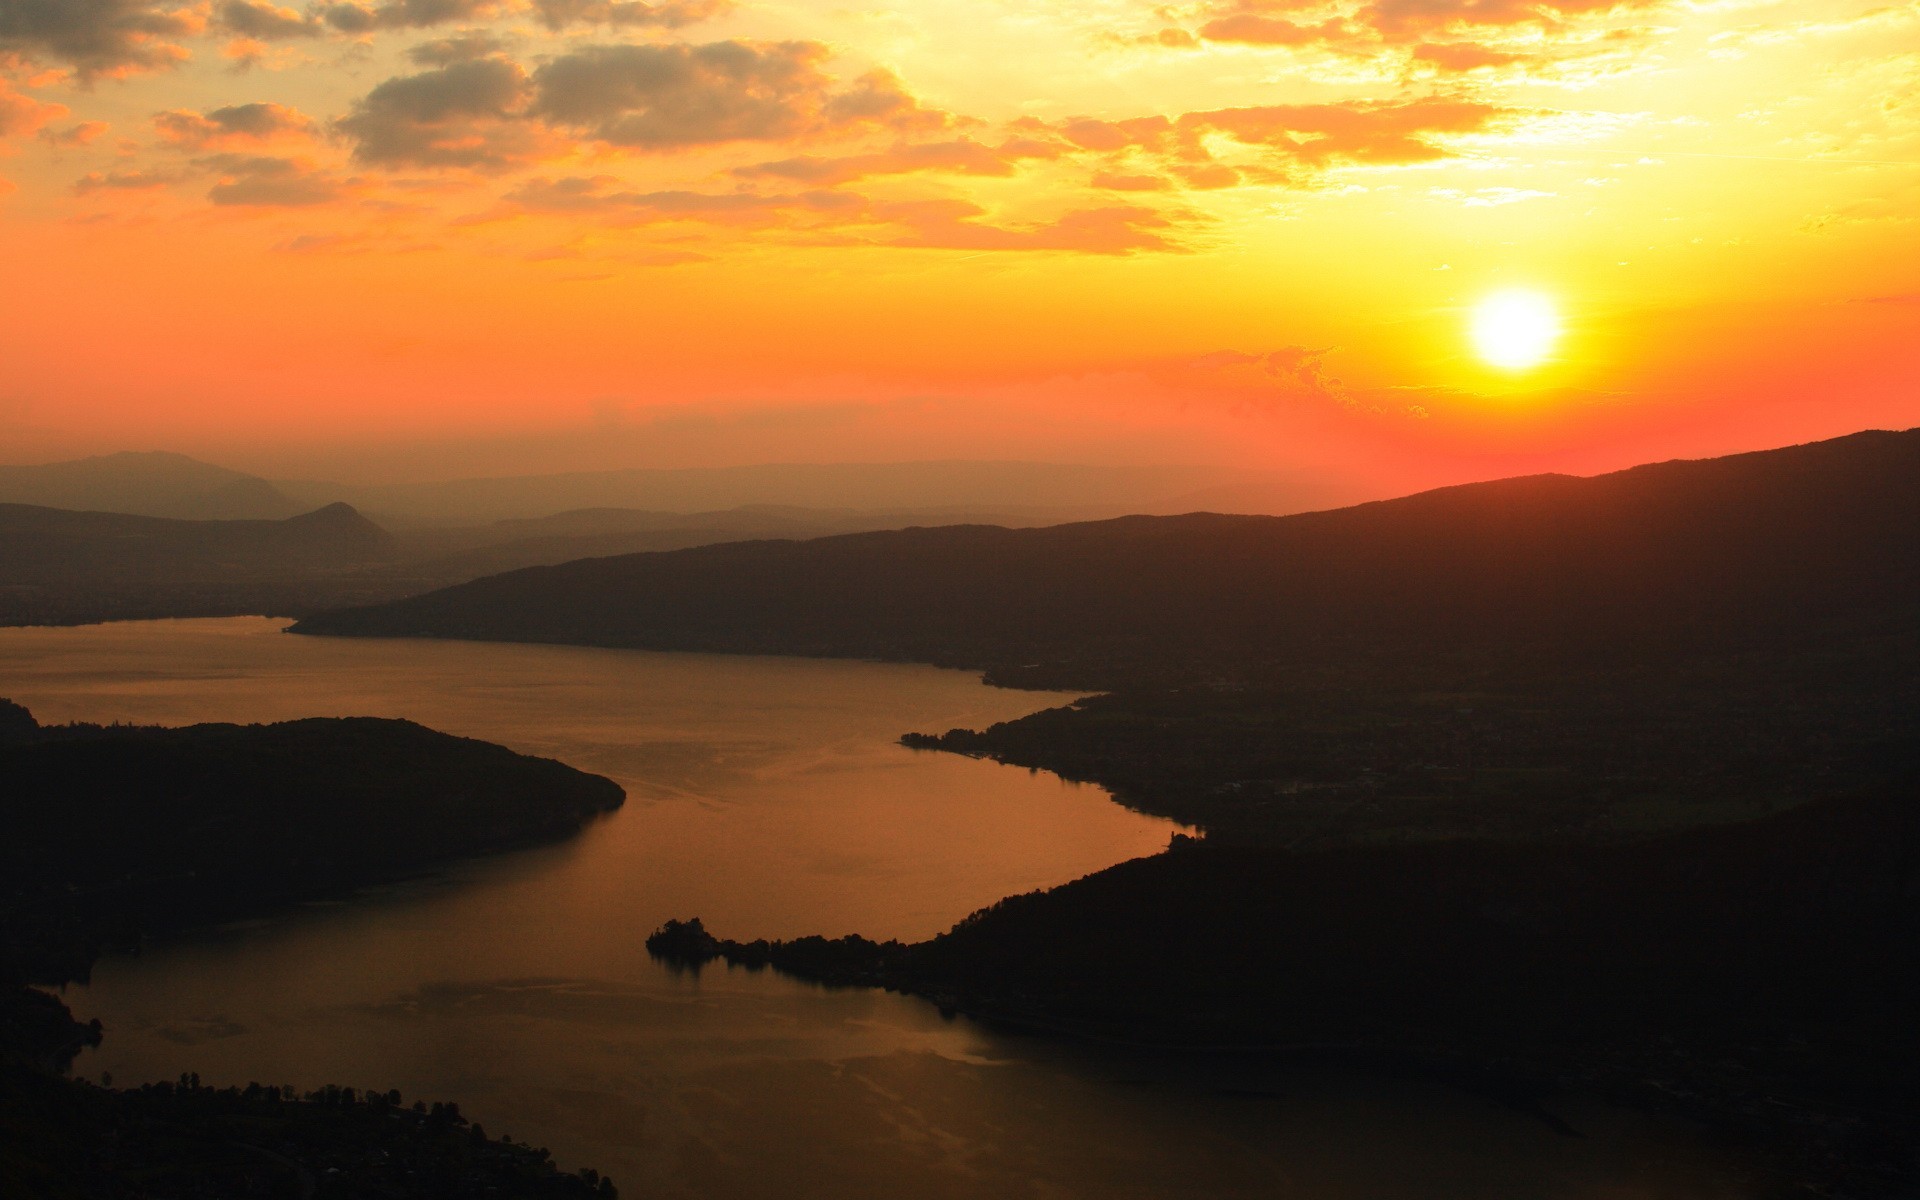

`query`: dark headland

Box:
[303,427,1920,1194]
[0,700,624,1196]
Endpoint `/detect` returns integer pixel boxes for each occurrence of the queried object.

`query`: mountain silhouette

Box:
[0,451,304,520]
[0,502,395,586]
[295,427,1920,675]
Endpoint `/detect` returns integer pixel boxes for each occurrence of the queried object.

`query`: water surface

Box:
[1,618,1755,1198]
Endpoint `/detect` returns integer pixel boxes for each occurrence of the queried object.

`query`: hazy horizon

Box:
[0,0,1913,498]
[11,420,1911,512]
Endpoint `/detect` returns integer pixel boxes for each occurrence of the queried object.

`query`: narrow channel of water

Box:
[3,618,1755,1198]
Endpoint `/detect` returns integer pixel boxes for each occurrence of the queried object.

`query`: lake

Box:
[2,617,1754,1198]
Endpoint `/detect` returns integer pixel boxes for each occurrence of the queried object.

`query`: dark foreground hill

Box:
[662,780,1920,1195]
[0,701,623,985]
[0,700,625,1196]
[294,428,1920,681]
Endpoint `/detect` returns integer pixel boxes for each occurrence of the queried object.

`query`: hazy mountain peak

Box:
[0,451,305,521]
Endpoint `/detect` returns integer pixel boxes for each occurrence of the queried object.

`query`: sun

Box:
[1470,289,1562,371]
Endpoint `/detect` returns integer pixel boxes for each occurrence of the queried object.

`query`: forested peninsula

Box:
[0,701,625,1196]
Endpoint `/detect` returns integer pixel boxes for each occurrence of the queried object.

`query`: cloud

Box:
[529,0,730,30]
[0,0,201,77]
[1176,162,1242,188]
[457,83,1502,238]
[1175,0,1672,71]
[336,39,956,170]
[0,79,62,137]
[74,167,177,192]
[818,68,949,134]
[1050,96,1511,183]
[1180,347,1353,409]
[407,30,510,64]
[505,173,854,227]
[880,198,1184,254]
[1409,41,1528,71]
[199,0,726,51]
[154,102,316,149]
[39,119,108,146]
[1090,170,1171,191]
[503,174,1189,254]
[200,152,349,205]
[220,0,708,40]
[1362,0,1657,37]
[734,138,1032,186]
[215,0,323,38]
[1197,97,1507,164]
[1257,346,1348,405]
[320,0,502,33]
[530,44,949,149]
[1147,27,1199,48]
[1198,13,1353,46]
[336,54,548,169]
[1056,116,1175,153]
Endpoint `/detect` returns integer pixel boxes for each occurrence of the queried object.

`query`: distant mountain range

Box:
[293,428,1920,677]
[0,466,1265,626]
[275,460,1339,526]
[0,452,309,521]
[0,450,1344,527]
[0,502,394,584]
[0,451,1354,626]
[0,502,399,626]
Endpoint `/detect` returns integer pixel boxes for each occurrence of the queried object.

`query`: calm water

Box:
[3,618,1753,1199]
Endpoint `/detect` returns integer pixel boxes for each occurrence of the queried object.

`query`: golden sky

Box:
[1,0,1916,489]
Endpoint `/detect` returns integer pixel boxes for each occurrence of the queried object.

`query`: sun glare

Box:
[1471,289,1562,371]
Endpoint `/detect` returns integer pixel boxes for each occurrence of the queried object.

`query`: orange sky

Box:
[1,0,1916,491]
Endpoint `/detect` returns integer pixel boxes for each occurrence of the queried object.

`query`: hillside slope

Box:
[0,502,400,626]
[295,428,1920,678]
[0,501,394,583]
[664,781,1920,1195]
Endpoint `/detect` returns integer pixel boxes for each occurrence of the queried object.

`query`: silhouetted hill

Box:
[402,502,1097,581]
[0,493,1133,628]
[0,501,393,582]
[665,782,1920,1193]
[0,702,625,1196]
[0,703,624,985]
[295,428,1920,678]
[0,452,304,520]
[0,502,400,626]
